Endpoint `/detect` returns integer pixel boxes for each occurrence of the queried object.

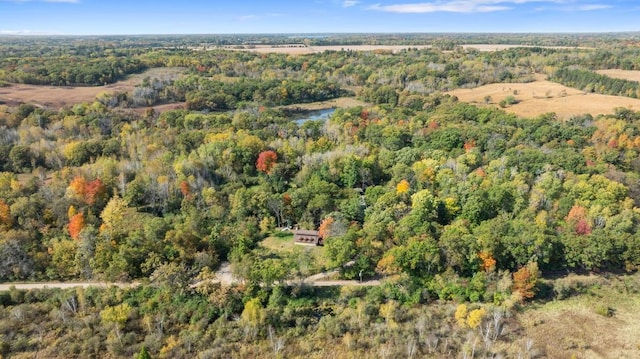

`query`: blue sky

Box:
[0,0,638,35]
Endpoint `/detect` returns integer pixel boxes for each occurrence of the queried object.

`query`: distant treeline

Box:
[0,56,147,86]
[551,68,640,98]
[179,76,348,110]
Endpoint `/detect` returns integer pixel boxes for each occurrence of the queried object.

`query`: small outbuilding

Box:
[293,229,323,246]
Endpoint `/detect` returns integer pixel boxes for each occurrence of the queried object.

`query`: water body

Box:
[293,108,336,125]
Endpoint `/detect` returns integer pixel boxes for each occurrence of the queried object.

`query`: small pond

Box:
[292,108,336,125]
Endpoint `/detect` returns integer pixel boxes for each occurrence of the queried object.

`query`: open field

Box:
[519,275,640,358]
[0,67,185,110]
[279,96,369,111]
[461,44,591,52]
[447,76,640,119]
[213,44,590,55]
[215,44,434,54]
[597,69,640,82]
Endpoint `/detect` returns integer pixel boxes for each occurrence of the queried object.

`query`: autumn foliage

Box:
[68,176,87,199]
[85,178,106,206]
[566,205,591,235]
[68,212,85,240]
[478,251,496,272]
[68,176,106,206]
[256,150,278,174]
[180,180,192,198]
[318,217,334,239]
[0,199,11,228]
[396,179,410,194]
[512,262,539,301]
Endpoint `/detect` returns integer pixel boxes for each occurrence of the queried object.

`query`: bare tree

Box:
[268,326,285,356]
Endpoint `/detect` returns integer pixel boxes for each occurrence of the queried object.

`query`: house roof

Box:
[293,229,320,237]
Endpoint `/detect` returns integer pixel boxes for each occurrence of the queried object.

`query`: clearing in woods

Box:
[447,75,640,119]
[260,232,327,267]
[519,275,640,358]
[596,69,640,82]
[0,67,185,110]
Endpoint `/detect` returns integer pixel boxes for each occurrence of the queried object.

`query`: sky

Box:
[0,0,639,35]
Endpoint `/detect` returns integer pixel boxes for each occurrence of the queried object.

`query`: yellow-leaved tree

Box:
[396,179,410,194]
[0,199,12,228]
[455,304,468,327]
[466,308,486,329]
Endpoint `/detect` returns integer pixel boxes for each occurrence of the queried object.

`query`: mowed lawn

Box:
[260,232,327,267]
[447,77,640,119]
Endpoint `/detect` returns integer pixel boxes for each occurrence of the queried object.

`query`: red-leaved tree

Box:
[256,150,278,174]
[84,178,106,206]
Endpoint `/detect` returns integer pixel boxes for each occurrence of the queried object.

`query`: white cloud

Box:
[237,15,259,21]
[0,0,80,2]
[369,1,611,14]
[370,2,510,13]
[577,4,611,11]
[343,0,360,7]
[0,29,61,35]
[236,13,287,21]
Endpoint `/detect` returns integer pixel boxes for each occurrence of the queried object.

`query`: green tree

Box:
[137,346,152,359]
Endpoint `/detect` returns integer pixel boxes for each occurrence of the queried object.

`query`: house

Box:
[293,229,323,246]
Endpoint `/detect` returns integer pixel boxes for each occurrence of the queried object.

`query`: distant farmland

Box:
[447,76,640,119]
[0,67,185,110]
[596,69,640,82]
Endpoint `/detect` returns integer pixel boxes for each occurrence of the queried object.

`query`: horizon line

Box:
[2,30,640,37]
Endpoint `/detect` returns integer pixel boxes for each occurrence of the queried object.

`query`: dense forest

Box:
[2,34,640,358]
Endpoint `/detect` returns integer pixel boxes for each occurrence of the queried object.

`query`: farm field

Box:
[214,43,589,55]
[460,44,590,51]
[0,67,185,109]
[596,69,640,82]
[214,44,434,54]
[447,76,640,119]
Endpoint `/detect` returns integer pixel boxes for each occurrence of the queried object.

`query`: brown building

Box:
[293,229,323,246]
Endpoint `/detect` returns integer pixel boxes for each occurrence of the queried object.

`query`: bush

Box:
[594,305,614,317]
[552,275,603,300]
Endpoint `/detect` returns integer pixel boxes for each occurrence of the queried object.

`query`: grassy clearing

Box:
[447,78,640,119]
[0,67,186,109]
[278,96,369,111]
[519,274,640,358]
[260,231,327,267]
[596,69,640,82]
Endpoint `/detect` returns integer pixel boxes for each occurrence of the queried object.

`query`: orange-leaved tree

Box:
[68,212,85,240]
[68,176,87,199]
[0,199,12,228]
[318,217,334,239]
[513,262,539,301]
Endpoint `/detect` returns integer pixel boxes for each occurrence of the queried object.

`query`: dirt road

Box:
[0,263,381,291]
[0,282,136,291]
